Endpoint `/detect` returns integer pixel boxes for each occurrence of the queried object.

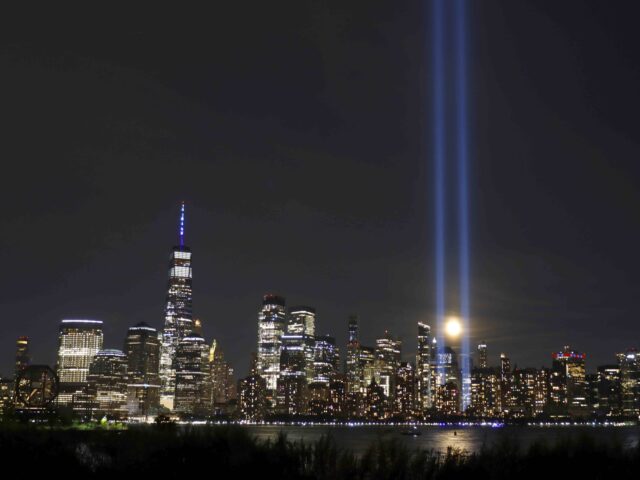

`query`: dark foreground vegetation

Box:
[0,424,638,479]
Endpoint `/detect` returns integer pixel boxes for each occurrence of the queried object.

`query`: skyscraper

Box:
[477,341,488,369]
[434,346,461,414]
[416,322,432,414]
[346,315,363,395]
[14,336,30,379]
[597,364,621,416]
[125,322,161,417]
[56,319,104,409]
[257,294,286,400]
[159,202,194,410]
[278,334,309,415]
[87,349,129,419]
[617,349,640,417]
[313,335,339,385]
[288,306,316,383]
[552,346,587,415]
[374,331,401,400]
[238,354,267,421]
[288,306,316,336]
[394,362,416,419]
[209,340,236,415]
[174,333,210,415]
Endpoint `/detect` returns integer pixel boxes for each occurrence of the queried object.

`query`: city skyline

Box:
[2,1,640,380]
[0,201,638,380]
[2,202,639,422]
[0,200,639,378]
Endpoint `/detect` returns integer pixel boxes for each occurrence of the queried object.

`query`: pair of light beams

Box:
[432,0,471,410]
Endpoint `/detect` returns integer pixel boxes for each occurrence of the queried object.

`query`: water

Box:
[242,425,640,456]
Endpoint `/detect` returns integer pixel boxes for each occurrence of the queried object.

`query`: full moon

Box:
[445,317,462,337]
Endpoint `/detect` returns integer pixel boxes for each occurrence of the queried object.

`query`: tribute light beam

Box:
[455,0,471,411]
[432,0,446,377]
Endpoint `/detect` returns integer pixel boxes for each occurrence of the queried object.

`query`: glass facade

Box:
[56,319,104,409]
[174,334,210,415]
[125,322,161,417]
[87,349,129,419]
[160,203,194,411]
[416,322,432,412]
[257,294,286,396]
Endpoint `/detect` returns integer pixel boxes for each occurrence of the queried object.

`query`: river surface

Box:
[241,425,640,455]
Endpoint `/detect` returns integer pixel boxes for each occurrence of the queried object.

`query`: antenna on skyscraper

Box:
[179,201,186,247]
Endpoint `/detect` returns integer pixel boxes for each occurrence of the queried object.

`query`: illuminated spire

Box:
[179,201,185,247]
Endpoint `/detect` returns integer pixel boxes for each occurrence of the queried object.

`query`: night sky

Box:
[1,1,640,377]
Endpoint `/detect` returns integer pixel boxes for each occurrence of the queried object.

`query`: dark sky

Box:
[1,1,639,377]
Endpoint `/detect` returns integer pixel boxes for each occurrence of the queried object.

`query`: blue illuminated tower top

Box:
[179,201,185,248]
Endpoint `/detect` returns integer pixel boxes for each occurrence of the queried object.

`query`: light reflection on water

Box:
[243,425,640,456]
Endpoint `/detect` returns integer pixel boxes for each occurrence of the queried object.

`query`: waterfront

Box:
[243,425,640,455]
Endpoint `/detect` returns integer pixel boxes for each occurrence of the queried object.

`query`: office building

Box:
[416,322,432,414]
[257,294,287,399]
[124,322,161,417]
[173,333,210,415]
[14,336,30,379]
[159,202,194,410]
[238,354,267,421]
[617,349,640,417]
[87,349,128,419]
[56,319,104,410]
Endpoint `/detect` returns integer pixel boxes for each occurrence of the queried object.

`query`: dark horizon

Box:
[1,1,640,378]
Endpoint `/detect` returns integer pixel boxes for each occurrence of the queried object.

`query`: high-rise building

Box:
[289,306,316,383]
[288,306,315,336]
[552,346,587,415]
[209,340,236,415]
[257,294,287,400]
[469,367,501,417]
[394,362,416,418]
[314,335,339,385]
[365,379,386,420]
[617,349,640,417]
[56,319,104,410]
[124,322,161,417]
[159,202,194,411]
[14,336,30,379]
[87,349,129,419]
[329,374,347,418]
[477,341,488,369]
[346,315,363,395]
[238,354,267,421]
[596,364,621,416]
[374,331,401,400]
[416,322,432,414]
[585,373,599,414]
[511,368,538,417]
[278,334,309,415]
[434,346,461,414]
[534,368,550,416]
[173,333,210,416]
[0,378,12,415]
[499,353,513,413]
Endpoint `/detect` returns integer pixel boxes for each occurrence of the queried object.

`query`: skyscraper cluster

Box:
[1,203,639,424]
[0,204,235,421]
[238,314,640,421]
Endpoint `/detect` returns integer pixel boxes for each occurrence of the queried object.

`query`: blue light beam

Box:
[433,0,446,378]
[455,0,471,411]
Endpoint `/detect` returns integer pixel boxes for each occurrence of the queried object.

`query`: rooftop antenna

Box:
[179,201,185,247]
